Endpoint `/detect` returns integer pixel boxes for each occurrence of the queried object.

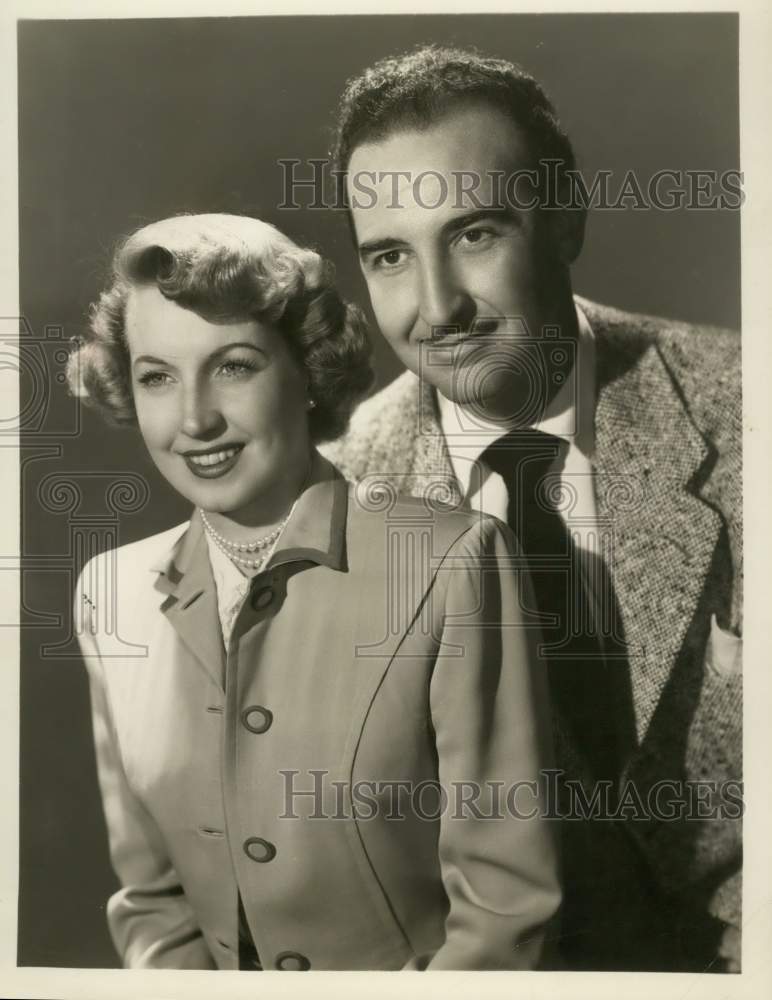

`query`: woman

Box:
[68,213,559,971]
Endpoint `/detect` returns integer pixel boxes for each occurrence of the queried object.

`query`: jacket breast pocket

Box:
[704,614,742,678]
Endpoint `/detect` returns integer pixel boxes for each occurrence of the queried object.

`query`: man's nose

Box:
[417,259,476,337]
[180,383,222,438]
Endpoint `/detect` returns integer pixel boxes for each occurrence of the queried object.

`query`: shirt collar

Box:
[204,527,250,597]
[149,449,348,594]
[438,303,596,496]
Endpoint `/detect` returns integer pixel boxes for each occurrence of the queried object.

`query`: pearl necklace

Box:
[199,508,289,552]
[199,503,296,571]
[199,457,311,572]
[209,537,270,570]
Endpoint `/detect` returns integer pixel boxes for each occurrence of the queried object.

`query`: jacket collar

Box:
[148,450,349,690]
[149,511,226,690]
[150,450,348,592]
[265,451,349,574]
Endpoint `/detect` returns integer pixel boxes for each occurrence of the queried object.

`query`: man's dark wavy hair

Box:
[330,44,578,208]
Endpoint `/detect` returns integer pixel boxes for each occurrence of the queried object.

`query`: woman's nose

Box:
[418,260,476,336]
[180,385,222,438]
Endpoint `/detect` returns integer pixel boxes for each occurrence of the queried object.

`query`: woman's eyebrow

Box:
[132,342,265,368]
[211,341,265,358]
[133,354,175,368]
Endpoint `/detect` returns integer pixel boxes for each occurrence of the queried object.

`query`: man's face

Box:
[348,103,575,423]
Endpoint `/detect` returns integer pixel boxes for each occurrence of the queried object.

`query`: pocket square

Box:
[705,614,742,678]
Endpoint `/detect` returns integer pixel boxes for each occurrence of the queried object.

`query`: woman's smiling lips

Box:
[181,444,244,479]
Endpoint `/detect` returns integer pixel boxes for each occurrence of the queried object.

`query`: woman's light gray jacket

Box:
[74,452,559,971]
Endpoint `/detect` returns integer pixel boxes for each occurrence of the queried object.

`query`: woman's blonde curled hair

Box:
[66,213,374,442]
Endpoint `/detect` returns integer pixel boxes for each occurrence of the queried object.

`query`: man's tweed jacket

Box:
[321,297,742,971]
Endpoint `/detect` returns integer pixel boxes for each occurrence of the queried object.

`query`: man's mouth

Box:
[428,319,501,344]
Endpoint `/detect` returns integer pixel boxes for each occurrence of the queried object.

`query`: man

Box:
[321,46,742,971]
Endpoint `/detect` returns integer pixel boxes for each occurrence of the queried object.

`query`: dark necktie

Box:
[483,429,621,786]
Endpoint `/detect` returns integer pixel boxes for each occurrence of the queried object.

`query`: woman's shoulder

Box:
[115,520,191,562]
[348,484,514,557]
[76,519,191,591]
[73,519,193,643]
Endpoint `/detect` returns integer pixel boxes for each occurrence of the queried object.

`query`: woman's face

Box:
[125,284,311,524]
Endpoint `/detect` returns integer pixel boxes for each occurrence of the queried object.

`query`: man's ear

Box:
[552,207,586,265]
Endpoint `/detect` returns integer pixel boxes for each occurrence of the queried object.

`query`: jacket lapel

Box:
[405,376,461,501]
[151,511,226,691]
[591,312,723,741]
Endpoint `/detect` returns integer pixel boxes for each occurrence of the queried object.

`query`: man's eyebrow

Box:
[132,342,264,368]
[357,208,515,259]
[357,236,406,258]
[441,208,513,237]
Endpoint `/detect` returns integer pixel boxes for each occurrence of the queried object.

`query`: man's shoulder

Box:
[579,295,739,366]
[348,485,511,561]
[580,296,741,438]
[320,370,422,481]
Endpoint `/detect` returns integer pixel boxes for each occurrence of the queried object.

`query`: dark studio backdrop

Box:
[17,13,740,967]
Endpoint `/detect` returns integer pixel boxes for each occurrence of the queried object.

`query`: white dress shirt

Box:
[203,530,252,651]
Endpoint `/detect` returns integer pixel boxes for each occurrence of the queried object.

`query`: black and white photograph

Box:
[3,1,771,998]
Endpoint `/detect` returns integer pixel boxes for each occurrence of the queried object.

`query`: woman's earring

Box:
[307,398,317,410]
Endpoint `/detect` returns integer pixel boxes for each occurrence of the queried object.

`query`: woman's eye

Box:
[137,371,171,389]
[218,359,258,378]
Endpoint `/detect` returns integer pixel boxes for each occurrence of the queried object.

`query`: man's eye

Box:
[374,249,406,269]
[459,228,493,247]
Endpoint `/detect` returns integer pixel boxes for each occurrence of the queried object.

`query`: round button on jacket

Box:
[251,586,274,611]
[275,950,311,971]
[242,705,273,734]
[243,837,276,863]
